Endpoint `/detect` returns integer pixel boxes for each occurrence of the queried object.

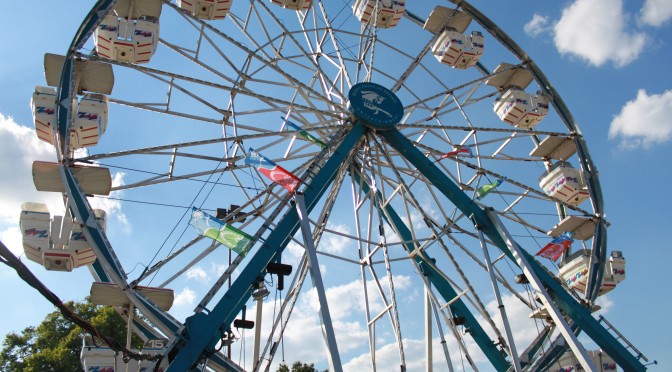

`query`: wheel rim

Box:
[52,1,610,370]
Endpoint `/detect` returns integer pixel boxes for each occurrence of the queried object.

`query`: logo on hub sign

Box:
[348,83,403,130]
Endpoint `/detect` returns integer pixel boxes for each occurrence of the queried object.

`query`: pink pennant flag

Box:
[439,147,472,160]
[245,148,301,193]
[536,232,575,261]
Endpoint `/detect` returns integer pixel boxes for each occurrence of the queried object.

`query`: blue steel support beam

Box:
[378,129,645,371]
[166,123,367,371]
[91,260,110,282]
[352,171,510,371]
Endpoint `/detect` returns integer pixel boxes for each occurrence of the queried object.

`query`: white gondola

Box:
[559,251,626,296]
[270,0,311,11]
[90,282,175,311]
[20,203,107,272]
[178,0,233,19]
[353,0,405,29]
[72,93,109,148]
[530,135,577,161]
[43,214,76,271]
[431,30,483,69]
[69,210,107,268]
[487,63,549,129]
[32,161,112,196]
[547,216,596,241]
[80,336,116,372]
[81,336,168,372]
[93,0,162,63]
[44,54,115,95]
[539,161,589,206]
[30,86,57,144]
[493,87,549,129]
[31,89,109,149]
[38,54,114,150]
[95,15,160,64]
[424,8,483,69]
[19,203,51,264]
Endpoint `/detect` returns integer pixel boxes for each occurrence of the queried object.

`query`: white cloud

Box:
[225,279,546,371]
[211,262,227,276]
[483,293,544,351]
[321,223,353,254]
[0,113,130,264]
[283,223,354,261]
[0,114,62,224]
[344,338,451,371]
[173,287,196,306]
[640,0,672,26]
[553,0,647,67]
[524,14,552,37]
[302,274,412,321]
[609,89,672,149]
[286,241,305,262]
[231,291,369,371]
[225,274,416,370]
[384,210,429,245]
[595,294,614,314]
[186,266,208,281]
[0,226,23,256]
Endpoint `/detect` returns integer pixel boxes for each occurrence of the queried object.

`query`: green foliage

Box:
[277,360,326,372]
[0,298,141,371]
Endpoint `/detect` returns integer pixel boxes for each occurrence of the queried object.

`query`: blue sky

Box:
[1,0,671,370]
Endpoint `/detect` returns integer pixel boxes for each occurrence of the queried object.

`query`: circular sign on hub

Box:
[348,82,403,130]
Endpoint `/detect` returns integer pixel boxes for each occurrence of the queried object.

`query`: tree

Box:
[0,298,141,371]
[277,360,326,372]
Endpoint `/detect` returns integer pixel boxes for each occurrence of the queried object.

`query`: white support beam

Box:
[295,193,343,372]
[425,287,433,372]
[484,209,596,372]
[477,229,521,371]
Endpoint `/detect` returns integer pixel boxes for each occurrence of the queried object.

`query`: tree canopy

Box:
[0,299,141,371]
[277,360,326,372]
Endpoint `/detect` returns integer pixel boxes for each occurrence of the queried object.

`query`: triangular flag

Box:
[284,118,327,149]
[439,147,472,160]
[244,148,301,192]
[476,178,504,199]
[189,208,254,257]
[536,231,575,261]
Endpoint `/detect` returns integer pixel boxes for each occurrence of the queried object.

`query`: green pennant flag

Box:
[284,119,327,149]
[189,208,254,256]
[476,178,504,200]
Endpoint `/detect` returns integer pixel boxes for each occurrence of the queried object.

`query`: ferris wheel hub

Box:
[347,82,403,130]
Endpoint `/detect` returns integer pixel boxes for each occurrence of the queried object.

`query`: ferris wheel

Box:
[20,0,648,370]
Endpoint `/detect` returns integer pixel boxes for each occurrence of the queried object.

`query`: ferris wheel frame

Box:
[46,0,644,371]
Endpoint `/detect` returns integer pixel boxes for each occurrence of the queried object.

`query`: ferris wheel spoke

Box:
[350,167,509,369]
[173,4,346,116]
[375,137,510,344]
[91,57,342,125]
[316,1,354,89]
[253,2,345,103]
[393,40,437,92]
[445,232,536,309]
[400,67,502,116]
[132,235,206,285]
[452,156,594,215]
[80,130,293,163]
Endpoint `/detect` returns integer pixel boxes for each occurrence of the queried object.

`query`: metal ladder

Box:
[597,315,652,364]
